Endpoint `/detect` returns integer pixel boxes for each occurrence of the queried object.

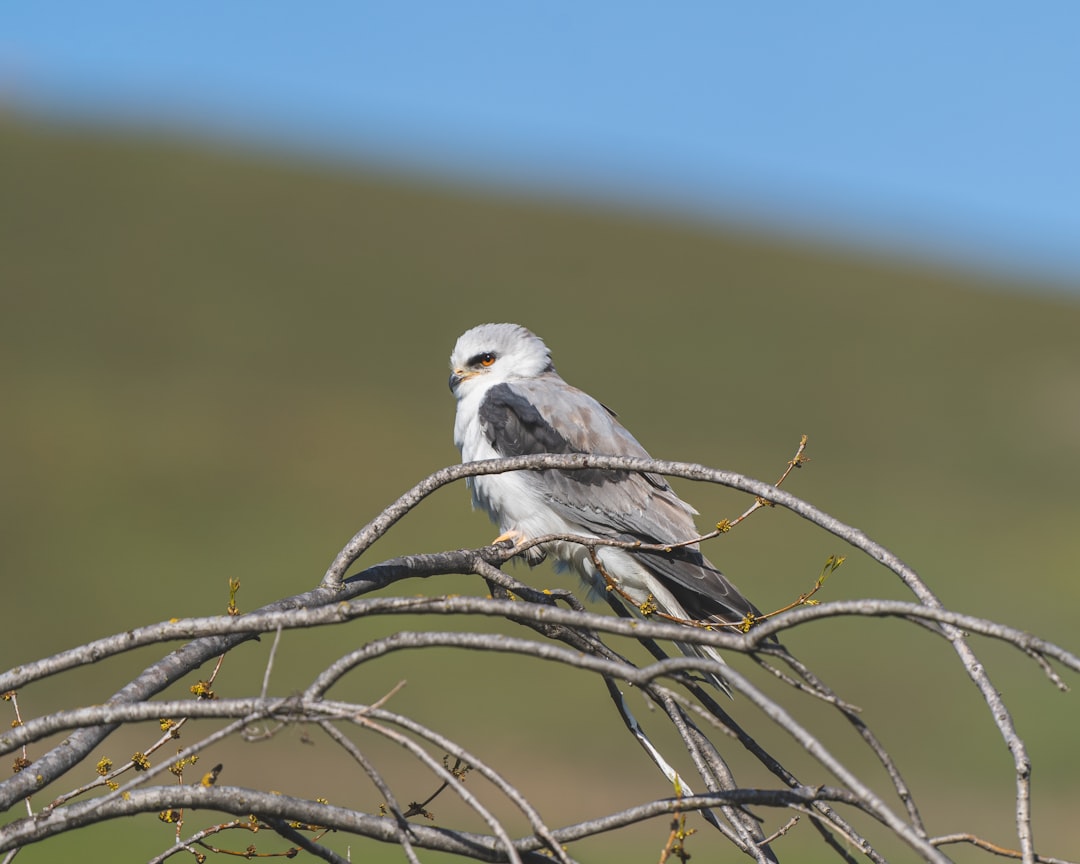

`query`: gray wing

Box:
[478,376,762,625]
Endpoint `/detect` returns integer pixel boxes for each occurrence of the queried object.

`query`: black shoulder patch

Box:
[478,383,640,489]
[478,384,573,457]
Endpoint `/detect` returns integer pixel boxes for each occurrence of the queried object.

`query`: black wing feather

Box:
[478,382,641,488]
[478,379,762,627]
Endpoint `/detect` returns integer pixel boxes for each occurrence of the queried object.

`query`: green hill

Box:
[2,112,1078,861]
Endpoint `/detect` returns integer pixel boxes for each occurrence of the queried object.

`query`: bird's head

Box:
[449,323,554,396]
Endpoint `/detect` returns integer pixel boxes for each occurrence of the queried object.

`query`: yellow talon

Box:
[492,528,529,549]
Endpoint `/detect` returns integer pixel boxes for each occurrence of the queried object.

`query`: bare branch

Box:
[0,455,1074,862]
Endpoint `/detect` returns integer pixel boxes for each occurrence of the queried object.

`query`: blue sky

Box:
[4,3,1080,291]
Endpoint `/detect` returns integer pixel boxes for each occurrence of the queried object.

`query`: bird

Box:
[448,322,765,691]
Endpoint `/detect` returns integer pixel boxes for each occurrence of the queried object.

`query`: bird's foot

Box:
[491,529,547,565]
[492,528,529,550]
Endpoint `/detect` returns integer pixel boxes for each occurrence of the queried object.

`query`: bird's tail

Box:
[675,641,734,698]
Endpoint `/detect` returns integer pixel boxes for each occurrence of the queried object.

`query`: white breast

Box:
[453,382,590,556]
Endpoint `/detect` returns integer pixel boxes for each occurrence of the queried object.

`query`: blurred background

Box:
[2,4,1079,862]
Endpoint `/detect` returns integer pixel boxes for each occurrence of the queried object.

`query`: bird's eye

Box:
[479,353,496,367]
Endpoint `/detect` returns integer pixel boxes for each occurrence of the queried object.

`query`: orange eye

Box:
[479,353,496,367]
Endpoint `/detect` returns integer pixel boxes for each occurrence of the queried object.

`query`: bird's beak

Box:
[449,369,467,391]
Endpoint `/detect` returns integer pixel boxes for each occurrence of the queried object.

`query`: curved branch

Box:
[1,454,1073,863]
[316,453,1041,861]
[0,782,869,859]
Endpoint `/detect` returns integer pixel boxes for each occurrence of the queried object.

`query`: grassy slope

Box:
[2,113,1079,861]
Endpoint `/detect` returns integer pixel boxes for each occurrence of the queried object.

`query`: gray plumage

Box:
[449,322,762,689]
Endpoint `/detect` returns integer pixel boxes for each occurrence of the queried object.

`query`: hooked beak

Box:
[449,369,470,392]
